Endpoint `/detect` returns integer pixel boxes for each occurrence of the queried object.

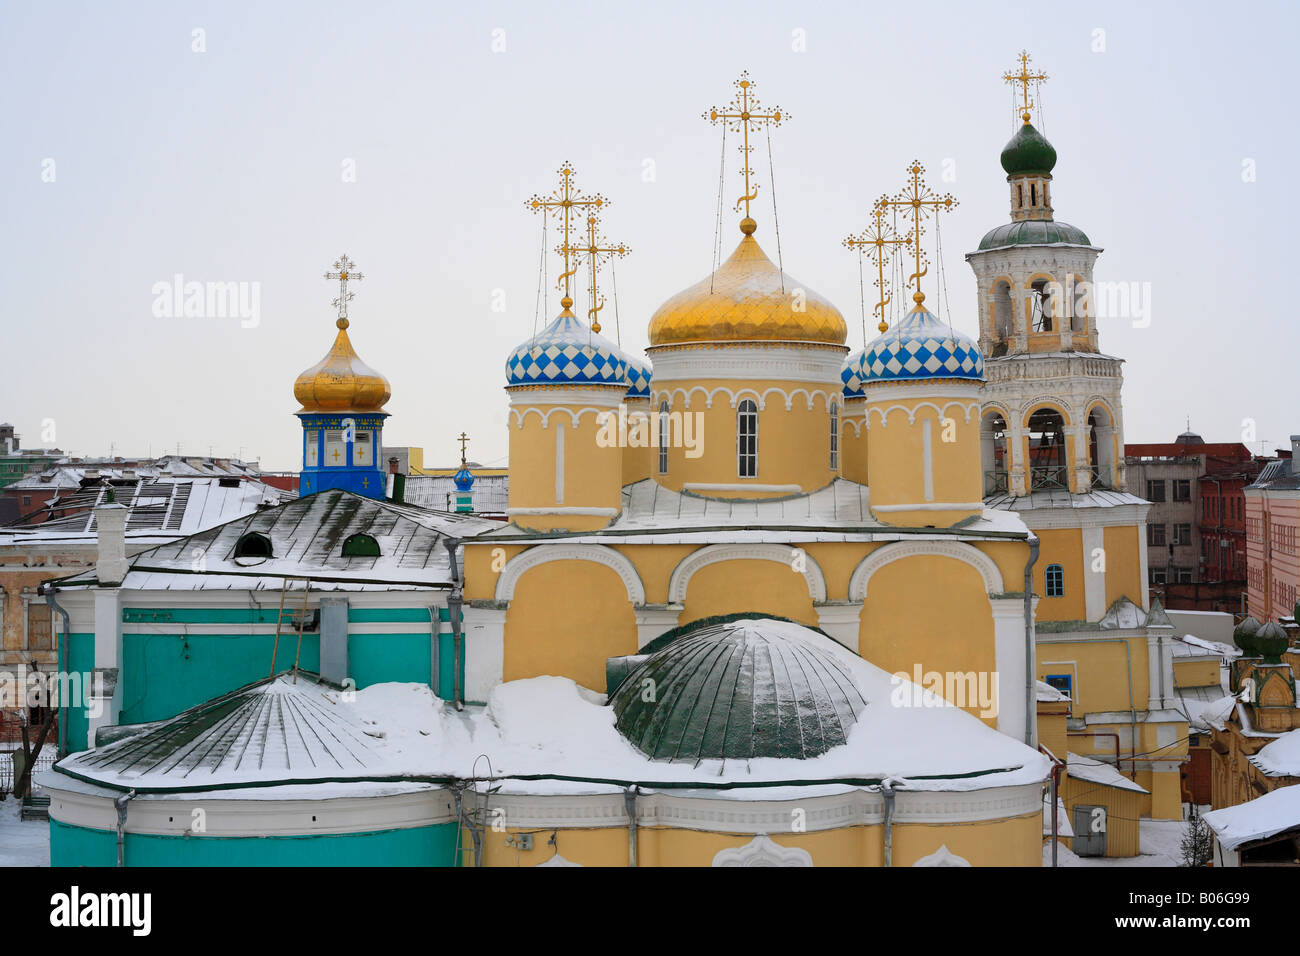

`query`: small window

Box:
[1045,563,1065,597]
[1148,523,1167,547]
[341,533,381,557]
[1172,479,1191,501]
[1174,567,1194,584]
[21,496,31,506]
[325,429,345,466]
[1045,673,1072,708]
[1030,183,1037,206]
[1146,479,1166,502]
[657,401,669,475]
[234,532,273,559]
[1149,567,1168,586]
[304,429,319,468]
[353,431,371,466]
[737,400,758,478]
[1173,523,1192,546]
[829,402,839,470]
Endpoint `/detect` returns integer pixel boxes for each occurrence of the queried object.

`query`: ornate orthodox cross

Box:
[877,162,957,306]
[1003,50,1048,125]
[559,215,630,333]
[704,71,787,224]
[527,163,607,309]
[324,254,364,326]
[458,431,470,466]
[843,199,913,334]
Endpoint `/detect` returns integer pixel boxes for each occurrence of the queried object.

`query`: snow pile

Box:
[1067,753,1149,793]
[1203,786,1300,851]
[1173,634,1239,659]
[1184,694,1238,733]
[1251,728,1300,777]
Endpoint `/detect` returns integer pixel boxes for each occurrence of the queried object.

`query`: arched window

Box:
[657,400,670,475]
[1031,278,1054,332]
[992,280,1013,343]
[1045,563,1065,598]
[737,399,758,478]
[234,532,273,559]
[981,412,1008,495]
[1087,407,1115,490]
[829,402,839,470]
[1027,408,1067,490]
[342,533,381,557]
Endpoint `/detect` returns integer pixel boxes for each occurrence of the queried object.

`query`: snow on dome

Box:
[859,304,983,383]
[505,310,629,388]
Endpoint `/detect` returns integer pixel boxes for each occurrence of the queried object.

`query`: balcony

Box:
[1030,465,1068,491]
[984,470,1009,495]
[1089,464,1112,491]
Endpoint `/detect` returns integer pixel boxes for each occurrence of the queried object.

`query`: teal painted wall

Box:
[348,633,431,689]
[63,633,95,754]
[119,633,321,725]
[50,818,460,867]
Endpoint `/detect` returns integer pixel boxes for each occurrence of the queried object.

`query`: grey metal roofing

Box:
[404,474,509,514]
[54,674,393,793]
[983,488,1148,511]
[975,219,1093,251]
[55,489,498,590]
[1249,459,1299,490]
[610,619,867,763]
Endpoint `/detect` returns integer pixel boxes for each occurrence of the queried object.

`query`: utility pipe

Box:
[1024,536,1040,746]
[624,787,638,867]
[114,788,136,867]
[882,780,896,868]
[41,583,72,758]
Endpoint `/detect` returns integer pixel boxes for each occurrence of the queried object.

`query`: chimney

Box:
[95,503,129,586]
[1291,435,1299,474]
[388,456,400,475]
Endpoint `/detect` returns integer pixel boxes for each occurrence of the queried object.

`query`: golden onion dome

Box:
[648,219,847,347]
[293,317,391,413]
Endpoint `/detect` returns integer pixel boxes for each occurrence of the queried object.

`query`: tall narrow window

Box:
[829,402,839,470]
[304,429,319,467]
[657,401,669,475]
[353,431,371,465]
[1030,183,1037,206]
[325,429,345,466]
[1045,564,1065,598]
[737,400,758,478]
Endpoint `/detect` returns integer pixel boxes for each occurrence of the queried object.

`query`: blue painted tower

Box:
[294,255,391,499]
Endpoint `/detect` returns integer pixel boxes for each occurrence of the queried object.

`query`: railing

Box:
[0,749,56,796]
[1090,464,1112,490]
[984,470,1009,495]
[1030,465,1069,491]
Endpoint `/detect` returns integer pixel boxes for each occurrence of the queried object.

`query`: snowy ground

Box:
[1044,810,1202,868]
[0,799,51,867]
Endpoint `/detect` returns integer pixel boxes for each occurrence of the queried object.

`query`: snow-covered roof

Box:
[1204,786,1300,851]
[1173,634,1239,659]
[52,489,498,591]
[51,621,1051,797]
[404,474,508,514]
[479,478,1030,541]
[984,488,1149,512]
[1036,679,1071,703]
[1066,752,1149,793]
[1180,693,1237,733]
[1251,729,1300,777]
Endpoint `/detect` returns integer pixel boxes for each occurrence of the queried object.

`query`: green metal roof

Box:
[977,219,1092,251]
[1000,121,1057,176]
[610,618,866,763]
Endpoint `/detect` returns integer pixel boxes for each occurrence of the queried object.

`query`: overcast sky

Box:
[3,0,1295,472]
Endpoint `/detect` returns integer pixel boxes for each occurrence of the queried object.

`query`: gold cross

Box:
[876,162,957,306]
[332,449,340,461]
[843,199,914,333]
[559,215,630,333]
[1003,50,1048,125]
[324,254,364,327]
[704,71,788,225]
[527,163,607,310]
[458,431,469,465]
[362,477,369,489]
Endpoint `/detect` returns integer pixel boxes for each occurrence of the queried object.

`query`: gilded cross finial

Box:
[558,215,630,334]
[876,162,957,307]
[843,199,914,333]
[704,71,788,230]
[1003,50,1048,125]
[527,163,608,311]
[324,254,364,329]
[458,431,469,466]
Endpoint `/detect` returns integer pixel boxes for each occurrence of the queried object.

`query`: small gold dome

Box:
[293,318,391,413]
[648,227,847,347]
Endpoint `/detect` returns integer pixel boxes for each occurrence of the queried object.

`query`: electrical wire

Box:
[765,122,784,292]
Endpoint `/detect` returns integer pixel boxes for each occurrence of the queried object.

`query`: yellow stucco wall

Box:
[680,559,817,627]
[620,398,654,486]
[1034,528,1086,621]
[1037,636,1149,717]
[507,398,623,531]
[503,560,637,690]
[1102,523,1143,608]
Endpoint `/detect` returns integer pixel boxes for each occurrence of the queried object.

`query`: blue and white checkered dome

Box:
[624,351,652,399]
[505,310,629,388]
[840,349,867,398]
[860,304,984,383]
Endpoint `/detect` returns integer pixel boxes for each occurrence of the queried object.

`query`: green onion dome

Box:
[1000,121,1057,177]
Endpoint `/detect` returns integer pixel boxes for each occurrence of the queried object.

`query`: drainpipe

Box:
[42,583,72,758]
[882,780,897,868]
[624,787,638,867]
[442,538,464,711]
[1024,536,1040,746]
[427,607,440,697]
[114,788,136,867]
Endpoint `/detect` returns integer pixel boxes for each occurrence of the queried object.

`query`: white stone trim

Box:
[871,501,985,512]
[865,399,981,428]
[713,834,814,867]
[681,482,804,494]
[495,544,645,605]
[651,383,839,413]
[464,606,505,703]
[913,844,972,867]
[647,345,846,384]
[849,541,1005,600]
[814,602,862,653]
[508,387,626,408]
[667,543,827,604]
[1082,524,1106,621]
[635,605,683,648]
[508,406,617,430]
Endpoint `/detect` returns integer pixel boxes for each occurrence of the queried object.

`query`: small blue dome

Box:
[624,352,652,399]
[505,311,629,387]
[860,305,984,383]
[840,350,867,398]
[452,464,474,492]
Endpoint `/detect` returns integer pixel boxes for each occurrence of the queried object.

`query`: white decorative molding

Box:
[647,344,846,384]
[508,406,618,430]
[536,852,582,867]
[650,383,838,413]
[912,844,972,867]
[865,399,981,428]
[849,541,1005,601]
[712,835,814,867]
[815,602,862,653]
[635,605,684,648]
[495,544,645,605]
[667,543,827,604]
